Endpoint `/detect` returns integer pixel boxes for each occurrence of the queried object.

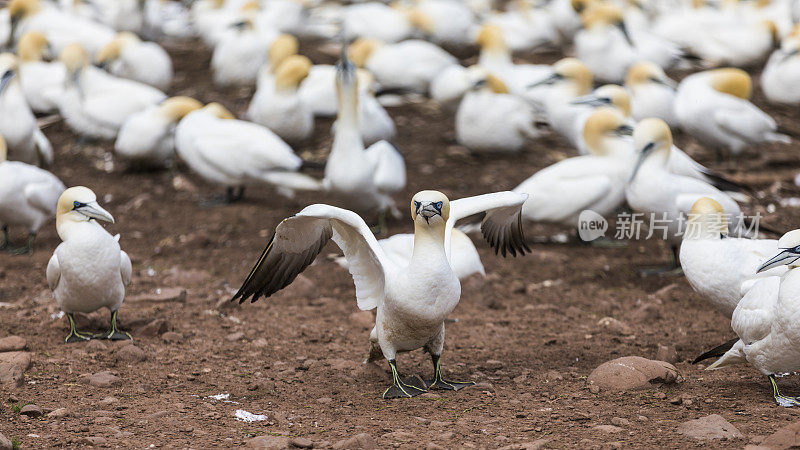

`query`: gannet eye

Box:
[434,202,443,211]
[794,245,800,253]
[72,201,84,209]
[414,201,421,213]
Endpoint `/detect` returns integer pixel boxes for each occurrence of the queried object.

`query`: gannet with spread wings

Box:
[233,190,529,398]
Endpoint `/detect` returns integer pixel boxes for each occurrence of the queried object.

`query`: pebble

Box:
[484,360,504,370]
[246,435,290,449]
[544,370,563,382]
[20,404,43,417]
[46,408,70,418]
[587,356,681,392]
[98,397,118,406]
[226,331,246,342]
[611,417,631,427]
[655,345,679,364]
[161,331,183,343]
[316,397,332,404]
[597,317,634,336]
[290,437,314,448]
[80,371,122,388]
[677,414,743,441]
[0,433,10,450]
[84,340,108,353]
[332,433,377,450]
[114,345,146,363]
[594,425,624,433]
[0,336,26,352]
[80,437,107,446]
[437,432,455,440]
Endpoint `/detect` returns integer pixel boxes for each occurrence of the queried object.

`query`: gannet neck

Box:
[335,73,359,128]
[411,221,447,264]
[0,134,6,162]
[56,214,100,241]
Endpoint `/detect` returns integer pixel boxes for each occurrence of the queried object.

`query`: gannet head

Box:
[406,8,434,35]
[707,68,752,99]
[274,55,311,91]
[571,0,594,14]
[572,84,630,116]
[472,71,509,94]
[9,0,41,37]
[348,38,380,68]
[203,102,235,119]
[411,190,450,227]
[17,31,50,62]
[0,54,18,96]
[625,61,676,89]
[56,186,114,228]
[335,49,359,121]
[583,107,632,156]
[686,197,728,240]
[630,117,672,181]
[268,34,299,72]
[476,24,508,53]
[758,230,800,272]
[59,43,90,84]
[95,32,139,67]
[529,58,592,95]
[581,2,633,45]
[0,133,7,162]
[159,96,203,122]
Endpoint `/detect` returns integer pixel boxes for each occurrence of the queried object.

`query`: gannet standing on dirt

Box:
[530,58,593,144]
[115,96,203,169]
[7,0,115,54]
[675,68,790,158]
[210,5,280,87]
[626,118,747,273]
[0,133,64,254]
[761,35,800,105]
[16,31,65,114]
[624,61,679,128]
[233,190,529,398]
[323,53,406,227]
[94,32,173,90]
[0,52,53,167]
[680,197,786,317]
[513,108,634,228]
[246,55,314,144]
[47,187,131,343]
[707,230,800,407]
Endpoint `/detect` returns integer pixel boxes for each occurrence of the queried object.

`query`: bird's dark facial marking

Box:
[72,201,86,210]
[414,201,421,215]
[434,201,443,213]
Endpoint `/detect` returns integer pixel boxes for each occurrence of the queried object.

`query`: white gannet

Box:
[761,35,800,105]
[232,190,529,398]
[0,52,53,167]
[529,57,593,144]
[175,102,321,203]
[210,3,279,87]
[513,108,633,228]
[675,68,790,157]
[475,24,551,100]
[680,197,786,318]
[689,19,779,68]
[8,0,115,55]
[624,61,679,128]
[0,132,64,254]
[342,2,415,44]
[429,64,487,112]
[336,228,485,280]
[570,84,631,154]
[115,96,203,169]
[94,32,173,91]
[484,0,560,52]
[549,0,592,43]
[323,55,405,226]
[141,0,195,41]
[707,230,800,407]
[348,38,457,94]
[455,72,539,153]
[47,186,132,343]
[16,31,64,114]
[253,33,299,91]
[246,55,314,145]
[408,0,476,48]
[626,118,747,272]
[57,43,167,140]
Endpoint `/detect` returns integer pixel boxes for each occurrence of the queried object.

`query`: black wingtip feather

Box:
[691,337,739,364]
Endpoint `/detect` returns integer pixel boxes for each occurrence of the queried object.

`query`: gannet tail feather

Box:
[691,337,739,364]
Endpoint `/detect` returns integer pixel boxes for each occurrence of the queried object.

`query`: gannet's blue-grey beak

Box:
[629,141,654,183]
[757,248,800,273]
[571,94,609,107]
[74,201,115,223]
[0,70,15,95]
[414,201,443,224]
[527,72,562,89]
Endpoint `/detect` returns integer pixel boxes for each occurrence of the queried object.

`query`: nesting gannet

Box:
[348,38,457,94]
[549,0,593,42]
[570,84,631,154]
[680,197,786,318]
[675,68,790,157]
[484,0,560,52]
[0,133,64,254]
[210,3,279,87]
[408,0,476,47]
[455,72,539,153]
[16,31,64,114]
[253,33,299,91]
[761,35,800,105]
[115,96,203,169]
[47,187,132,343]
[323,55,405,225]
[299,65,396,145]
[626,118,747,272]
[175,102,321,203]
[336,228,485,280]
[0,53,53,167]
[57,43,167,140]
[429,64,487,111]
[246,55,313,145]
[141,0,195,41]
[624,61,679,128]
[341,2,415,43]
[233,190,529,398]
[706,230,800,406]
[513,108,633,228]
[475,24,551,99]
[529,58,593,144]
[8,0,115,54]
[95,32,173,91]
[688,19,779,68]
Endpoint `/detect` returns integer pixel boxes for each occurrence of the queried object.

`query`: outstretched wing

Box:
[232,204,395,310]
[446,192,530,258]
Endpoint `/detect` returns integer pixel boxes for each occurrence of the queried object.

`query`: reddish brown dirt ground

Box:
[2,40,800,449]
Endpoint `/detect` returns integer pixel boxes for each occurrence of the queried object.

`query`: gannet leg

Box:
[382,359,427,399]
[64,313,92,343]
[9,233,36,255]
[0,226,8,250]
[637,245,683,276]
[200,187,244,207]
[103,309,132,341]
[370,211,388,236]
[424,353,475,391]
[770,375,800,407]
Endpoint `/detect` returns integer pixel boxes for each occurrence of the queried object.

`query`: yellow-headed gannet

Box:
[624,61,679,128]
[8,0,115,54]
[233,190,529,398]
[95,32,173,91]
[16,31,64,114]
[47,186,132,342]
[761,35,800,105]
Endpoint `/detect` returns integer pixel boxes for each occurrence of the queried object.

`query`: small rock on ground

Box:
[114,345,146,363]
[587,356,681,392]
[677,414,743,441]
[19,404,43,417]
[247,435,290,449]
[0,432,11,450]
[0,336,26,352]
[80,371,121,388]
[760,419,800,449]
[333,433,377,450]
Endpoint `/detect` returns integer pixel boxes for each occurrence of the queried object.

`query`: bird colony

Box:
[1,0,800,447]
